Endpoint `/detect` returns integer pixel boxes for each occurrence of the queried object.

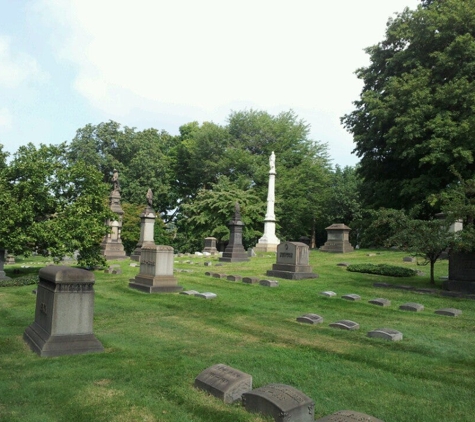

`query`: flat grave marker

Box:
[195,292,217,299]
[329,320,360,331]
[242,277,260,284]
[368,298,391,307]
[259,279,279,287]
[227,275,242,282]
[320,291,337,297]
[435,308,462,317]
[367,328,403,341]
[296,314,324,324]
[342,294,361,301]
[316,410,383,422]
[180,290,199,296]
[399,302,424,312]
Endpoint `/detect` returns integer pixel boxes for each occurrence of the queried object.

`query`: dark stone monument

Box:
[194,364,252,403]
[202,237,218,255]
[219,202,250,263]
[131,189,157,261]
[445,252,475,293]
[297,314,323,324]
[329,320,360,330]
[435,308,462,317]
[266,242,318,280]
[316,410,383,422]
[367,328,403,341]
[23,266,104,357]
[399,302,424,312]
[368,298,391,307]
[319,224,354,253]
[242,383,315,422]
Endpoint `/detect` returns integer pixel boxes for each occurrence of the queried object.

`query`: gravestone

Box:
[435,308,462,317]
[180,290,199,295]
[23,266,104,357]
[242,383,315,422]
[445,252,475,293]
[342,294,361,301]
[202,237,218,255]
[316,410,383,422]
[369,298,391,307]
[5,253,15,264]
[0,249,10,280]
[227,275,242,282]
[243,277,260,284]
[259,279,278,287]
[195,292,217,299]
[319,224,354,253]
[320,291,336,297]
[129,245,183,293]
[296,314,323,324]
[403,256,416,263]
[399,302,424,312]
[195,364,252,403]
[266,242,318,280]
[131,191,157,261]
[212,273,227,279]
[219,202,250,262]
[329,320,360,330]
[367,328,403,341]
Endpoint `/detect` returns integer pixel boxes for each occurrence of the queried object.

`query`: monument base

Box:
[130,250,141,262]
[219,246,249,263]
[266,269,318,280]
[254,243,279,253]
[100,241,127,260]
[23,322,104,357]
[320,241,354,253]
[129,275,183,294]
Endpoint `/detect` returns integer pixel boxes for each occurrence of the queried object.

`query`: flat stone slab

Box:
[329,320,360,330]
[316,410,383,421]
[296,314,323,324]
[320,291,337,297]
[204,271,212,276]
[266,270,318,280]
[180,290,200,295]
[342,294,361,301]
[212,273,227,279]
[399,302,424,312]
[367,328,403,341]
[403,256,416,262]
[435,308,462,317]
[368,298,391,307]
[242,383,315,422]
[259,279,279,287]
[194,292,217,299]
[337,262,350,267]
[194,364,252,403]
[227,275,242,282]
[242,277,260,284]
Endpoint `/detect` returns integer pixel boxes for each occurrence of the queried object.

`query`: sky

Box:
[0,0,421,168]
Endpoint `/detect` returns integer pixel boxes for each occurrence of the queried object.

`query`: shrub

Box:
[347,263,417,277]
[0,275,39,288]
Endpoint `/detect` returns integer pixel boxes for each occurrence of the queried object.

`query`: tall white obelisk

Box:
[254,151,280,252]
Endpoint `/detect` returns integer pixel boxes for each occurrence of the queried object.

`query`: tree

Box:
[342,0,475,211]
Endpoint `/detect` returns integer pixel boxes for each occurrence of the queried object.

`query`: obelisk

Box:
[254,151,280,252]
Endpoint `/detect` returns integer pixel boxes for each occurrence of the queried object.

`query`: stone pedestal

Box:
[219,203,249,263]
[23,266,104,357]
[131,206,156,261]
[101,188,127,260]
[0,249,10,280]
[320,224,354,253]
[202,237,218,255]
[444,252,475,293]
[267,242,318,280]
[129,243,183,293]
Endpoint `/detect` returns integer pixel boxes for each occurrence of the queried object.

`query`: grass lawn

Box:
[1,249,474,422]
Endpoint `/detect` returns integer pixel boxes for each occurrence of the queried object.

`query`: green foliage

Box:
[347,263,417,277]
[0,274,38,287]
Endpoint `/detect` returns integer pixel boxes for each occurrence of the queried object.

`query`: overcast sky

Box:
[0,0,420,167]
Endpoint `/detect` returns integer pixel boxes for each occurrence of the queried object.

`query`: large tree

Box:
[342,0,475,211]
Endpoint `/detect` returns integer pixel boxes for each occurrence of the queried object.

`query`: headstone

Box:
[368,298,391,307]
[194,364,252,403]
[129,245,183,294]
[337,262,350,267]
[212,273,227,279]
[5,253,15,264]
[202,237,218,255]
[23,266,104,357]
[242,277,260,284]
[227,275,242,282]
[266,242,318,280]
[329,320,360,330]
[342,294,361,301]
[296,314,323,324]
[259,279,279,287]
[194,292,217,299]
[403,256,416,262]
[445,252,475,293]
[247,248,257,257]
[320,291,336,297]
[367,328,403,341]
[435,308,462,317]
[204,261,213,266]
[399,302,424,312]
[316,410,383,422]
[219,202,250,263]
[180,290,200,295]
[204,271,212,276]
[319,224,354,253]
[0,249,10,280]
[242,383,315,422]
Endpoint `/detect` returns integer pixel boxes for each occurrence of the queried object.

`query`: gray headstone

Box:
[266,242,318,280]
[316,410,383,422]
[242,277,260,284]
[212,273,227,279]
[259,279,279,287]
[204,261,213,266]
[227,275,242,282]
[204,271,212,276]
[368,298,391,307]
[403,256,416,262]
[342,294,361,301]
[435,308,462,317]
[329,320,360,330]
[195,364,252,403]
[367,328,403,341]
[296,314,323,324]
[320,291,337,297]
[337,262,350,267]
[242,384,315,422]
[180,290,200,295]
[195,292,217,299]
[399,302,424,312]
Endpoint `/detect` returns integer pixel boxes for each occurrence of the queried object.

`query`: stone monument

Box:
[266,242,318,280]
[219,202,250,263]
[131,189,157,261]
[23,266,104,357]
[320,224,354,253]
[254,151,280,253]
[100,169,127,260]
[202,237,218,255]
[0,249,10,280]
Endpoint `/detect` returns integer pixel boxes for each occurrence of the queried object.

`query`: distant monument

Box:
[267,242,318,280]
[202,237,218,255]
[219,202,250,263]
[254,151,280,253]
[319,224,354,253]
[131,189,157,261]
[100,169,127,260]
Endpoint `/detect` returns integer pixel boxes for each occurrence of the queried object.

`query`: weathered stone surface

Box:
[403,256,416,262]
[342,294,361,301]
[202,237,218,255]
[337,262,350,267]
[316,410,383,421]
[195,292,217,299]
[435,308,462,317]
[320,224,354,253]
[259,279,279,287]
[329,320,360,330]
[219,203,250,263]
[399,302,424,312]
[212,273,227,279]
[267,242,318,280]
[242,277,260,284]
[296,314,323,324]
[195,364,252,403]
[367,328,403,341]
[180,290,200,295]
[320,291,337,297]
[227,275,242,282]
[368,298,391,307]
[242,383,315,422]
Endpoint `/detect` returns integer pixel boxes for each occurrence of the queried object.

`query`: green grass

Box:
[1,250,474,421]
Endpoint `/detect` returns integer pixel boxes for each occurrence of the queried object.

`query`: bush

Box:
[347,263,417,277]
[0,275,39,288]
